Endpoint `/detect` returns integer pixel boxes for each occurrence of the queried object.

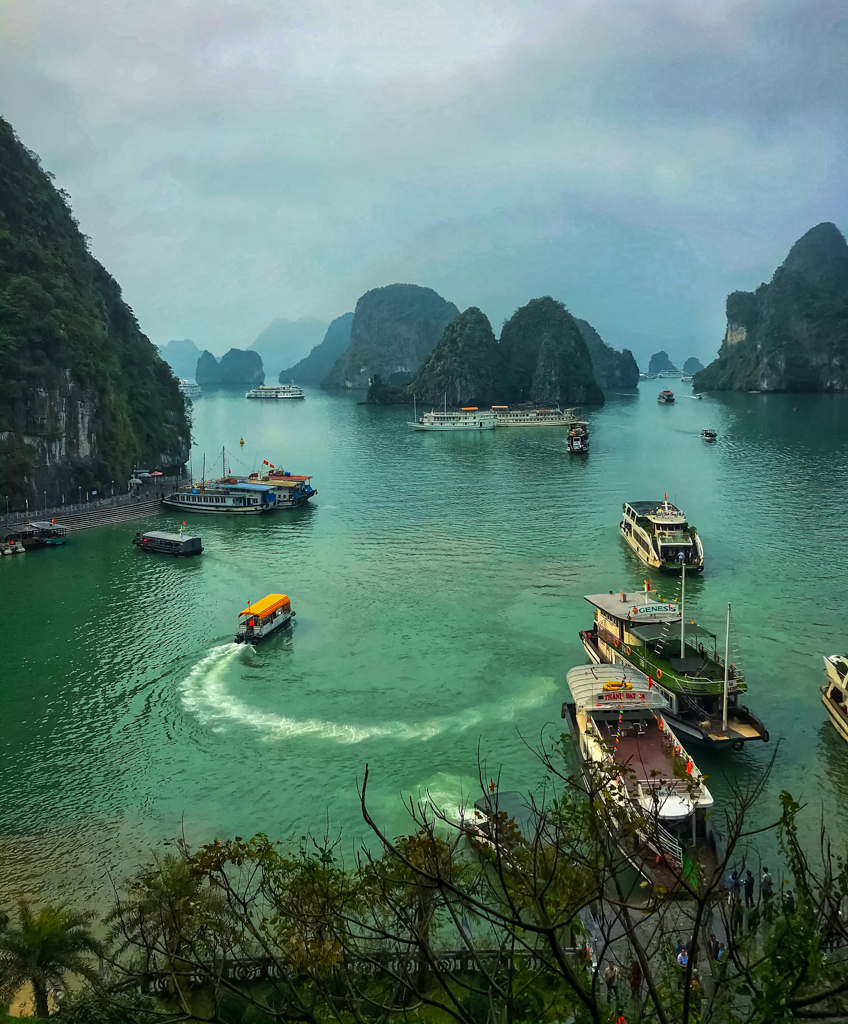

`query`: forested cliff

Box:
[695,223,848,392]
[0,117,190,508]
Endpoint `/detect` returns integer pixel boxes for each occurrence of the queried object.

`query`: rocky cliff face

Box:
[280,312,353,385]
[695,223,848,392]
[412,307,502,405]
[574,318,639,388]
[683,356,704,375]
[195,349,264,385]
[0,117,190,508]
[500,297,605,407]
[648,350,677,373]
[322,284,459,388]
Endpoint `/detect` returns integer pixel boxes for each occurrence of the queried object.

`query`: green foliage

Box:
[0,116,190,502]
[195,348,264,386]
[574,318,639,388]
[411,306,503,405]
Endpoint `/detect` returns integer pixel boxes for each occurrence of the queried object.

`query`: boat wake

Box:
[179,646,556,744]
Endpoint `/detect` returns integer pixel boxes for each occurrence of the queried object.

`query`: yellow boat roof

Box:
[239,594,290,618]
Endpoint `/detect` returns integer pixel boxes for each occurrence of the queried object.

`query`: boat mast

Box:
[222,445,226,476]
[414,394,417,423]
[201,453,206,491]
[722,602,731,732]
[680,562,685,657]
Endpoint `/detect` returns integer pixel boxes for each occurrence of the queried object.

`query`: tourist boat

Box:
[681,375,694,384]
[822,656,848,743]
[178,380,202,399]
[234,593,295,644]
[162,482,277,514]
[579,582,769,749]
[566,420,590,453]
[132,528,203,556]
[490,406,576,427]
[1,522,68,551]
[620,498,704,572]
[228,469,317,509]
[409,406,497,431]
[701,429,717,441]
[29,521,68,546]
[562,664,718,882]
[245,383,305,400]
[658,390,675,403]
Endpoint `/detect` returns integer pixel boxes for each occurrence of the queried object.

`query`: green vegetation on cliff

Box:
[695,223,848,392]
[683,356,704,375]
[280,312,353,385]
[574,317,639,388]
[500,297,605,406]
[0,117,190,505]
[322,284,459,389]
[648,350,677,373]
[195,348,264,386]
[411,307,502,405]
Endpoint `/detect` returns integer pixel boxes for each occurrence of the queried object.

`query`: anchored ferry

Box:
[562,664,717,883]
[567,420,590,452]
[823,656,848,743]
[163,483,277,514]
[579,584,768,749]
[620,498,704,573]
[234,593,295,644]
[491,406,576,427]
[245,383,305,399]
[409,407,497,430]
[178,380,202,399]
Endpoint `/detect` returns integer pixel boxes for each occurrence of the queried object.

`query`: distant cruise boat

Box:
[245,383,305,400]
[490,406,576,427]
[178,380,202,399]
[409,407,497,431]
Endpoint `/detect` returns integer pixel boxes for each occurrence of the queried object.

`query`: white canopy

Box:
[566,664,668,712]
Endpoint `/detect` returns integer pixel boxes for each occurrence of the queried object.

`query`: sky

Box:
[2,0,846,365]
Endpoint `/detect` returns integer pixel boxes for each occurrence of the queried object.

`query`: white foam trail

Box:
[180,646,556,745]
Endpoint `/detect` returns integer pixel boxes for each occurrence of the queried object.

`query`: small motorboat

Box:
[701,429,717,440]
[658,390,675,404]
[234,593,295,644]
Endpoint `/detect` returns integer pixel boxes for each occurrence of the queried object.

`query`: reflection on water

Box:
[1,385,847,901]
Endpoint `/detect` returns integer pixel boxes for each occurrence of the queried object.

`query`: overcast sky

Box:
[3,0,846,364]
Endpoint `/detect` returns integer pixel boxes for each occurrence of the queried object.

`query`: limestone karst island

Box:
[2,5,848,1023]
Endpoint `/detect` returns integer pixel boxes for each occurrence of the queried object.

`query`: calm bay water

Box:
[2,385,848,902]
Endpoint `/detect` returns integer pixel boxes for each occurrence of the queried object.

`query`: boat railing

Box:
[637,814,684,867]
[597,627,741,694]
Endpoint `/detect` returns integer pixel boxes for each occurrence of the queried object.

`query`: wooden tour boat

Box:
[620,497,705,573]
[822,656,848,743]
[234,594,295,644]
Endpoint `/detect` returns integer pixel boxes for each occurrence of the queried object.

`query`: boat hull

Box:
[409,423,496,431]
[822,690,848,743]
[235,611,294,644]
[162,499,273,515]
[619,522,705,574]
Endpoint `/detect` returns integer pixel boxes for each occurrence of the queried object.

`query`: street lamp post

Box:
[78,487,81,505]
[44,490,47,511]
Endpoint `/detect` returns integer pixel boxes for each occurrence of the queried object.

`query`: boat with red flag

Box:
[234,594,295,644]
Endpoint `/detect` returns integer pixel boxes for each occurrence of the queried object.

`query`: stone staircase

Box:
[3,497,165,532]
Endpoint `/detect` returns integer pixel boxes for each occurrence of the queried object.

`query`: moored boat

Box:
[235,469,317,509]
[245,383,305,399]
[409,407,497,431]
[658,390,675,403]
[178,380,202,399]
[562,664,718,884]
[579,583,768,749]
[491,405,576,427]
[822,656,848,743]
[620,497,704,572]
[234,593,295,644]
[132,528,202,556]
[163,482,277,514]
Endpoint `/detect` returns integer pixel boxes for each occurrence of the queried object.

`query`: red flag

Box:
[263,460,269,466]
[647,676,654,688]
[664,493,667,500]
[182,520,186,526]
[269,463,275,469]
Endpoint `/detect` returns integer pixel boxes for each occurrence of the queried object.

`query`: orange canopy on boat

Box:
[239,594,291,619]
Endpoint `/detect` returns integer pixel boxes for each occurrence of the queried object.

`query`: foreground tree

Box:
[0,900,102,1018]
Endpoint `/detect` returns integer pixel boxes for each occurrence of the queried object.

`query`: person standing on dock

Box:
[744,870,755,908]
[761,867,774,904]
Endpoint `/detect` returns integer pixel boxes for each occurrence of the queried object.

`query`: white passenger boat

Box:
[562,664,718,882]
[620,498,704,572]
[227,469,317,509]
[234,593,295,644]
[409,406,497,431]
[823,656,848,743]
[491,405,576,427]
[162,482,277,514]
[178,380,202,399]
[566,420,590,453]
[245,383,305,400]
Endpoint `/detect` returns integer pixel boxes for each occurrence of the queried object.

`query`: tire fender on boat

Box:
[732,740,744,752]
[762,731,770,743]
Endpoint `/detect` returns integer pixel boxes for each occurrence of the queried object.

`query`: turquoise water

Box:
[2,385,848,902]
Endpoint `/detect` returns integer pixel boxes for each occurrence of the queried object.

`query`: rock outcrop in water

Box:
[411,307,502,406]
[0,116,190,507]
[280,312,353,385]
[250,317,329,377]
[499,297,605,406]
[195,349,264,386]
[683,356,704,375]
[695,223,848,392]
[322,284,459,389]
[648,350,677,373]
[159,338,202,381]
[574,318,639,388]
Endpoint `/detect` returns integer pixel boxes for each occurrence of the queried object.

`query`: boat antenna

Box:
[444,391,447,414]
[414,394,417,423]
[201,453,206,491]
[680,562,686,658]
[722,601,731,733]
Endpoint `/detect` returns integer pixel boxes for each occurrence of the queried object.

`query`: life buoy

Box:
[732,740,744,752]
[656,668,663,679]
[614,638,620,648]
[626,645,632,655]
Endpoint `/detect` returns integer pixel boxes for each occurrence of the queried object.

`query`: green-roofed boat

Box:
[579,576,768,750]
